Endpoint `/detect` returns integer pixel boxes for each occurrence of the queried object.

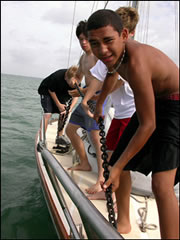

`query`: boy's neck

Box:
[84,48,93,56]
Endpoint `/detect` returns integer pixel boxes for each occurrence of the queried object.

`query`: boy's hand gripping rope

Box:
[74,83,117,228]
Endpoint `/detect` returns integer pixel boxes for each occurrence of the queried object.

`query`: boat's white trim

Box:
[35,132,71,239]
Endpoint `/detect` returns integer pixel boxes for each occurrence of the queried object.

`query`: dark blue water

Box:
[1,73,58,239]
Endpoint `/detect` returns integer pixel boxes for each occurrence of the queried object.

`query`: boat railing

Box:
[39,112,46,146]
[37,140,123,239]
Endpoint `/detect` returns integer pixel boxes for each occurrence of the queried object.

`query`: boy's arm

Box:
[81,77,103,117]
[75,55,84,83]
[111,78,124,92]
[69,97,79,112]
[83,76,103,102]
[48,90,66,113]
[93,72,119,121]
[103,61,156,192]
[68,87,87,97]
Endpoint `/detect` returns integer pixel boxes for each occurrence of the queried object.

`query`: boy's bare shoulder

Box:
[127,40,146,56]
[126,40,163,69]
[79,53,85,65]
[126,40,147,66]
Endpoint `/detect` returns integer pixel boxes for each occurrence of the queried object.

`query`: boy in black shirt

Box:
[38,66,79,144]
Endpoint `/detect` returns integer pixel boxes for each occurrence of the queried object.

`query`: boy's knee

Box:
[44,113,51,120]
[65,124,74,137]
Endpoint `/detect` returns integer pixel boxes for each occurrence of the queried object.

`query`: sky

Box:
[1,1,179,78]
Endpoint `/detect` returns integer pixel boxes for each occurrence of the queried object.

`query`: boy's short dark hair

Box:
[76,20,88,39]
[87,9,123,34]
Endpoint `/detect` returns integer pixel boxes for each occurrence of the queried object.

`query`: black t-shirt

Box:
[38,69,75,103]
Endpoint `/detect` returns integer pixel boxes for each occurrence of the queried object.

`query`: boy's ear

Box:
[121,28,129,41]
[131,30,135,36]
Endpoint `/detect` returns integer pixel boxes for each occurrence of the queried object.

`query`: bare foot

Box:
[85,183,102,194]
[67,163,91,171]
[117,221,131,234]
[87,190,106,200]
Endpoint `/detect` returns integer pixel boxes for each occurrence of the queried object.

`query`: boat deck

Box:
[46,120,161,239]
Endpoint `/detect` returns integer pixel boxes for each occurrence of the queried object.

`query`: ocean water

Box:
[1,73,58,239]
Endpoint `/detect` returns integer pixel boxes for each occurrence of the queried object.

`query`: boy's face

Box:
[78,33,91,52]
[65,74,77,88]
[88,25,128,69]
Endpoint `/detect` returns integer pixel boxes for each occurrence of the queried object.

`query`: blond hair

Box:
[115,7,139,33]
[66,65,78,79]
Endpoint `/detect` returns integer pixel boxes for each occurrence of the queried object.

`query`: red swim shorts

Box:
[106,118,131,151]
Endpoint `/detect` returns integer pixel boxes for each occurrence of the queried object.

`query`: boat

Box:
[35,99,179,239]
[35,2,179,238]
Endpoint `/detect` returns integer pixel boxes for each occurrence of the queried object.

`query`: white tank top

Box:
[90,60,135,119]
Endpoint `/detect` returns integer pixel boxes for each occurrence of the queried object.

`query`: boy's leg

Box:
[87,151,113,198]
[44,113,52,132]
[87,118,130,195]
[152,169,179,239]
[85,129,104,194]
[116,170,132,234]
[66,123,91,171]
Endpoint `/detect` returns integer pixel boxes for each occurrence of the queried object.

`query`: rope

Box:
[131,195,157,232]
[135,1,150,44]
[134,1,142,41]
[143,1,150,43]
[104,1,109,9]
[141,1,146,43]
[94,1,99,11]
[67,1,77,68]
[90,1,96,14]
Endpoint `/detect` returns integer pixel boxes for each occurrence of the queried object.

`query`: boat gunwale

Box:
[35,131,70,239]
[36,137,124,239]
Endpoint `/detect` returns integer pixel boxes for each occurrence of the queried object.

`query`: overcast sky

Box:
[1,1,179,78]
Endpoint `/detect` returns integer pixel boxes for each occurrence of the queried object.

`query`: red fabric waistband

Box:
[159,93,180,100]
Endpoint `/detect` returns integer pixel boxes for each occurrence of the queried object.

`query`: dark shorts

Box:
[109,99,180,185]
[69,99,107,132]
[40,95,60,113]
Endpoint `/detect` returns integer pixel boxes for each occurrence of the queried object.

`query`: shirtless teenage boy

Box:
[81,6,139,198]
[66,21,106,188]
[87,9,179,239]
